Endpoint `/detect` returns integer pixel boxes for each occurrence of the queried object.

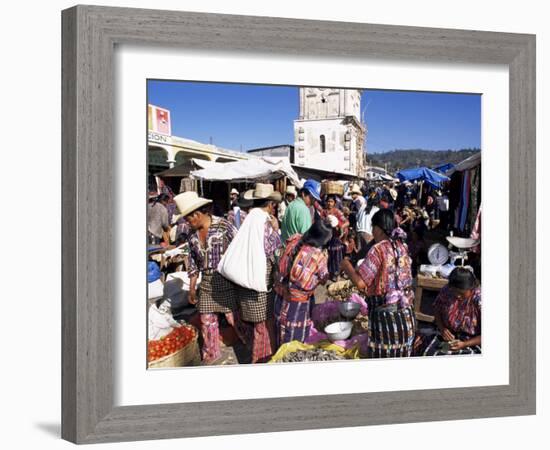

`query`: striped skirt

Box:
[327,236,345,277]
[197,271,238,314]
[366,296,416,358]
[274,294,312,347]
[419,334,482,356]
[236,261,274,323]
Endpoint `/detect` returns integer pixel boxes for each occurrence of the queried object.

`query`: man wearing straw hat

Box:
[218,183,282,363]
[277,184,297,223]
[229,187,239,208]
[173,191,247,364]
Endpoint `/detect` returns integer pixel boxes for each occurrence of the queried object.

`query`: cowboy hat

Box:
[174,191,212,217]
[285,185,297,196]
[243,183,282,202]
[230,188,239,195]
[349,183,362,195]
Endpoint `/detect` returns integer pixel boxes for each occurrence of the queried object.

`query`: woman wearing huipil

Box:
[341,208,417,358]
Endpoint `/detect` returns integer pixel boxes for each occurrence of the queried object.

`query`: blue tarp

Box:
[434,163,455,174]
[396,167,450,188]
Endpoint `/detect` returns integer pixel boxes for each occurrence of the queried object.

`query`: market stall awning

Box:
[396,167,450,187]
[433,163,455,174]
[190,157,302,187]
[447,152,481,175]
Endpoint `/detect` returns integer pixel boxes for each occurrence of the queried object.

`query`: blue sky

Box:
[147,80,481,153]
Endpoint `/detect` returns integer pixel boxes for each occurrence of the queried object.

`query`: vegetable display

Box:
[148,325,196,362]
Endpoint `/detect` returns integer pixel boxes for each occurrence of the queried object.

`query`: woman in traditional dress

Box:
[418,267,481,356]
[341,208,416,358]
[174,191,247,364]
[273,220,332,346]
[220,183,283,363]
[321,194,349,281]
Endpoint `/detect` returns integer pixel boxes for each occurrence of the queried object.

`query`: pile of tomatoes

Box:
[148,325,196,362]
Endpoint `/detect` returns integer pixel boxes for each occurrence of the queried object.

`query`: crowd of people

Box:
[148,177,482,364]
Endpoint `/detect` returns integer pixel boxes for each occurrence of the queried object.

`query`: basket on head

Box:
[321,181,344,196]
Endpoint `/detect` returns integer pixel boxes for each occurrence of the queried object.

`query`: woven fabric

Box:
[251,321,275,364]
[197,272,238,314]
[237,261,274,323]
[274,294,312,347]
[366,296,416,358]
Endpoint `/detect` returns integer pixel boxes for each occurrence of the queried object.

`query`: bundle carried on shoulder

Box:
[217,208,269,292]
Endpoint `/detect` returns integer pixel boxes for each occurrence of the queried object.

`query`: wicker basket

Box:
[327,280,359,301]
[148,326,201,369]
[321,181,344,196]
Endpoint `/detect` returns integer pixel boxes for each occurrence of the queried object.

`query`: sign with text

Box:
[148,104,171,136]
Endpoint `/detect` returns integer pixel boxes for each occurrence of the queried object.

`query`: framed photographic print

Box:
[62,5,535,444]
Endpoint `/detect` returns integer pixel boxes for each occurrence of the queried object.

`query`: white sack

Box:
[217,208,268,292]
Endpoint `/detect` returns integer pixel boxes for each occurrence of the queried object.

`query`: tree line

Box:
[365,148,480,173]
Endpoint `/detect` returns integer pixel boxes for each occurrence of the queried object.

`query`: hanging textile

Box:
[458,170,471,232]
[468,166,481,233]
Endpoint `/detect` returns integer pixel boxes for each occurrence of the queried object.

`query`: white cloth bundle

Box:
[148,302,180,341]
[217,208,268,292]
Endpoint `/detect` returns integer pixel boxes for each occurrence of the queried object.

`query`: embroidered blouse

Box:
[187,216,237,277]
[357,239,414,301]
[434,285,482,337]
[274,234,329,302]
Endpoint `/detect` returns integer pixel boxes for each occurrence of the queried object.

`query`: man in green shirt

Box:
[281,179,322,243]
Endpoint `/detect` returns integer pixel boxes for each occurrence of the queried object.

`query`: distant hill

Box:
[366,148,480,173]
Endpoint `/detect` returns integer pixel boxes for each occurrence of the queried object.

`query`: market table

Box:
[414,274,448,322]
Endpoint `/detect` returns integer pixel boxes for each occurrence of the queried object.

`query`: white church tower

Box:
[294,87,366,176]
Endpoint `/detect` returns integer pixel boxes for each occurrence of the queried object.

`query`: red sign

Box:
[148,104,171,136]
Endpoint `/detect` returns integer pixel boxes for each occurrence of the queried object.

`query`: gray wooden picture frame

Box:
[61,5,536,444]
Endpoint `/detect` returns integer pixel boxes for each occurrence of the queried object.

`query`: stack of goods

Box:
[277,348,345,363]
[327,280,359,301]
[147,324,200,368]
[270,340,359,363]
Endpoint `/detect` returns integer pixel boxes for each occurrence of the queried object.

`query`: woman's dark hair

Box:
[448,267,477,291]
[371,208,395,238]
[284,220,332,280]
[301,219,332,248]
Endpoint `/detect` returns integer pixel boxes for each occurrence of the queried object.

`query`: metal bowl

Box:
[338,301,361,320]
[324,321,353,342]
[446,236,479,250]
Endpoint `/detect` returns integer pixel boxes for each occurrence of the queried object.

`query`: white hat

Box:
[230,188,239,195]
[243,183,282,202]
[285,185,297,196]
[349,184,362,195]
[174,191,212,217]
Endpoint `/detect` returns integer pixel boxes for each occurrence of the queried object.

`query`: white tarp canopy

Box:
[190,157,302,187]
[447,152,481,175]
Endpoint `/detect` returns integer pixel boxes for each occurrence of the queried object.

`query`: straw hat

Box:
[173,191,212,217]
[285,185,297,196]
[243,183,282,202]
[349,184,362,195]
[230,188,239,196]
